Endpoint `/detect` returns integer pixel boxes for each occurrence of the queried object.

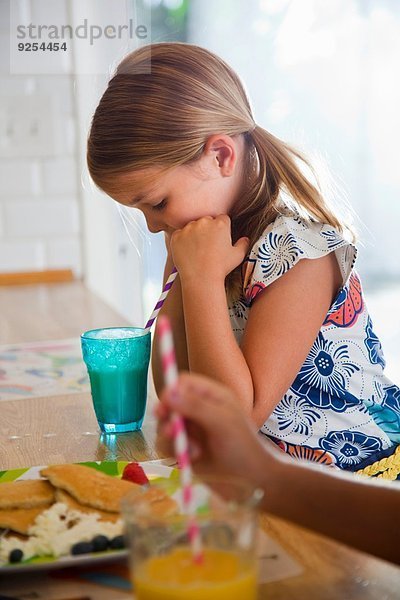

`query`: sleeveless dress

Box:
[228,213,400,470]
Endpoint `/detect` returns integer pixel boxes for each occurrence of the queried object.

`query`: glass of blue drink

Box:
[81,327,151,434]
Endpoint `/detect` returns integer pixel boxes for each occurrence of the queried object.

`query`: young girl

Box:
[87,42,400,471]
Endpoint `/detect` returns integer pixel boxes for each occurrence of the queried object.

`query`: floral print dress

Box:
[229,213,400,470]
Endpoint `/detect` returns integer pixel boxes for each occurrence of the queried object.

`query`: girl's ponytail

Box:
[252,126,344,229]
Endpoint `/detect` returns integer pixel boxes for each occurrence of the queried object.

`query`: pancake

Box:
[55,489,120,523]
[40,464,141,512]
[0,480,55,510]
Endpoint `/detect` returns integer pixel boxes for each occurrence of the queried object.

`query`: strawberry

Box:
[122,462,149,486]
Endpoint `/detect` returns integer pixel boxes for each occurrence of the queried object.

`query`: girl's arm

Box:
[174,217,341,426]
[151,235,189,396]
[180,275,254,415]
[182,246,340,427]
[241,250,342,426]
[261,443,399,564]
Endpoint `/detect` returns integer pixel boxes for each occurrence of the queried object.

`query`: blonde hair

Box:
[87,42,350,302]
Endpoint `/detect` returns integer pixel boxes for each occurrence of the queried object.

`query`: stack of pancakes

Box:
[0,464,178,537]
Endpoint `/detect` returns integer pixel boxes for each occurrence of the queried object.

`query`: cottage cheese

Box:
[0,502,123,563]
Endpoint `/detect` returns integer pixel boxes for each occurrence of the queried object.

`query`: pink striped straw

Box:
[157,315,203,564]
[144,267,178,333]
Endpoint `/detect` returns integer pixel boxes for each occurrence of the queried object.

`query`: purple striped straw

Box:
[144,267,178,333]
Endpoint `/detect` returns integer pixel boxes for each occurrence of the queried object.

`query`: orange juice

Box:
[133,546,258,600]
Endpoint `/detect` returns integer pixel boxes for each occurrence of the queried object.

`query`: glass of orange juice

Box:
[121,474,264,600]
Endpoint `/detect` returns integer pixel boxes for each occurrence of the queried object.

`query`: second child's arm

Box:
[156,373,400,565]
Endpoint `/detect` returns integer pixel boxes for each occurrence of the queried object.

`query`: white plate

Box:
[0,459,175,574]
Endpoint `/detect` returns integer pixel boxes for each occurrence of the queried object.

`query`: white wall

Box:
[70,0,146,325]
[0,0,82,276]
[1,0,149,326]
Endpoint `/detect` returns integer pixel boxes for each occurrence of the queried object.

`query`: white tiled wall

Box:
[1,0,146,325]
[0,0,82,277]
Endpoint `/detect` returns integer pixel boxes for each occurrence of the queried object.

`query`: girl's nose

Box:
[148,224,163,234]
[144,214,163,234]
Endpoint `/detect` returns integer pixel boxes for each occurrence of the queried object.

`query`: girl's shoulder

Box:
[243,211,358,305]
[257,211,354,255]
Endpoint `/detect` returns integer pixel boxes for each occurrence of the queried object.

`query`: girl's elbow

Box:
[251,396,274,429]
[251,411,267,430]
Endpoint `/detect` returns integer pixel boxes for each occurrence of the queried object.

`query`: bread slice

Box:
[40,464,141,512]
[0,480,55,510]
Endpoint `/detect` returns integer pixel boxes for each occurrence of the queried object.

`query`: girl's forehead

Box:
[112,168,165,193]
[108,161,198,199]
[119,164,180,187]
[118,167,162,185]
[108,167,173,203]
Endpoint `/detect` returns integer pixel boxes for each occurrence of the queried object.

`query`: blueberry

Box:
[9,548,23,563]
[92,534,109,552]
[71,541,94,555]
[109,535,125,550]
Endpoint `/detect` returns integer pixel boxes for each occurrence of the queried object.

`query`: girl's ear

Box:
[204,134,237,176]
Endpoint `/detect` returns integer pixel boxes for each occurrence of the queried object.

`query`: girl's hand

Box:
[164,231,175,262]
[170,215,249,284]
[164,231,171,253]
[155,372,268,484]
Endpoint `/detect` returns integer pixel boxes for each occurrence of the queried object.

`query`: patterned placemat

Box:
[0,339,89,401]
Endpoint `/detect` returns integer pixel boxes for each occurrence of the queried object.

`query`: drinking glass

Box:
[81,327,151,434]
[122,474,264,599]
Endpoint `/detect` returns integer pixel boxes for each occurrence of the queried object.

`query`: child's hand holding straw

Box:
[155,372,268,486]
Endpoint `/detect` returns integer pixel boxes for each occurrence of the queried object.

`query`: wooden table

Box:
[1,391,399,599]
[1,282,399,598]
[0,281,132,345]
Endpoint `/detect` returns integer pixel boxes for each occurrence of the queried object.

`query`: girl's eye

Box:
[152,198,167,211]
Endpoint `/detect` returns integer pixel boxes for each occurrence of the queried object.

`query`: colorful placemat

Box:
[0,338,89,401]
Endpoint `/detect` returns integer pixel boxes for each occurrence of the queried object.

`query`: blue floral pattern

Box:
[320,431,383,468]
[274,392,321,435]
[320,228,345,249]
[257,232,304,280]
[364,316,385,368]
[291,333,359,411]
[230,213,400,470]
[231,299,248,321]
[382,384,400,414]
